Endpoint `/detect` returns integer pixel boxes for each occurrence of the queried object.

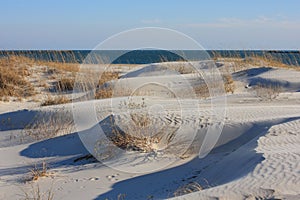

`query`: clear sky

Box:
[1,0,299,50]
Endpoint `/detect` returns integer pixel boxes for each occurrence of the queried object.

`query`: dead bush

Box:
[95,86,114,99]
[254,83,282,101]
[110,99,160,153]
[23,110,75,141]
[41,95,71,106]
[191,72,234,99]
[95,71,120,99]
[21,182,54,200]
[174,182,203,197]
[194,84,210,98]
[0,56,35,98]
[93,96,192,161]
[223,74,235,94]
[170,62,195,74]
[55,77,75,92]
[94,98,180,160]
[29,162,51,182]
[39,61,79,73]
[98,71,119,86]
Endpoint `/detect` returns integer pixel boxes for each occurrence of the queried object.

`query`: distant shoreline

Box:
[0,50,299,65]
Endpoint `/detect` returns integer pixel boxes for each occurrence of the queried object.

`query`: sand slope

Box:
[0,62,299,199]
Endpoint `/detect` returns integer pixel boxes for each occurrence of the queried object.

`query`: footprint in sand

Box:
[106,174,119,182]
[89,177,100,181]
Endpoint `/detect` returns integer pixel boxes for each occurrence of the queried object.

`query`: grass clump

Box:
[40,61,79,73]
[23,109,74,141]
[21,183,54,200]
[94,98,177,160]
[193,73,235,99]
[0,56,35,98]
[173,182,203,197]
[95,85,114,99]
[254,83,282,101]
[55,77,75,92]
[95,71,120,99]
[223,74,235,94]
[98,71,119,85]
[41,95,71,106]
[194,84,210,99]
[109,99,160,153]
[29,162,50,181]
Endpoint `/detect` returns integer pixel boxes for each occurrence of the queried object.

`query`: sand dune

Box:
[0,61,299,199]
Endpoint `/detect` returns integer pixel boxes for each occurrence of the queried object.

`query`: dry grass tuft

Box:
[98,71,119,85]
[254,83,282,101]
[55,77,75,92]
[117,194,126,200]
[223,74,235,94]
[23,109,74,141]
[95,71,120,99]
[39,61,79,73]
[95,86,114,99]
[194,84,210,99]
[108,121,160,153]
[29,162,50,181]
[216,55,299,72]
[21,183,54,200]
[173,182,203,197]
[0,55,79,102]
[94,98,174,160]
[166,62,195,74]
[109,99,161,153]
[0,56,35,98]
[41,95,71,106]
[0,55,111,106]
[193,73,235,98]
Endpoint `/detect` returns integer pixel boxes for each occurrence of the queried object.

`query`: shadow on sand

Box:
[94,117,300,200]
[18,113,300,199]
[233,67,300,91]
[0,109,38,131]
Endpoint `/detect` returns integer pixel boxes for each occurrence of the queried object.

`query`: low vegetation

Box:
[194,84,210,98]
[55,76,75,92]
[23,109,74,141]
[94,98,180,160]
[21,183,54,200]
[254,83,282,101]
[98,71,119,86]
[173,182,203,197]
[0,55,82,104]
[95,86,114,99]
[40,61,79,73]
[1,54,294,105]
[109,98,161,153]
[41,95,71,106]
[29,162,50,182]
[0,56,35,98]
[95,71,120,99]
[193,73,235,99]
[216,54,299,73]
[223,74,235,94]
[166,62,195,74]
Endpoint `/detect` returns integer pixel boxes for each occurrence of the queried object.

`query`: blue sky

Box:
[1,0,299,50]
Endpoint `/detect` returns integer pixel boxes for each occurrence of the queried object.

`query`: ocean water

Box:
[0,50,299,66]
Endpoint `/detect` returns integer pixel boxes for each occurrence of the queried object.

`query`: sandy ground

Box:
[0,61,299,200]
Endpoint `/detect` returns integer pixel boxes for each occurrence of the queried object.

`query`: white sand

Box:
[0,61,299,199]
